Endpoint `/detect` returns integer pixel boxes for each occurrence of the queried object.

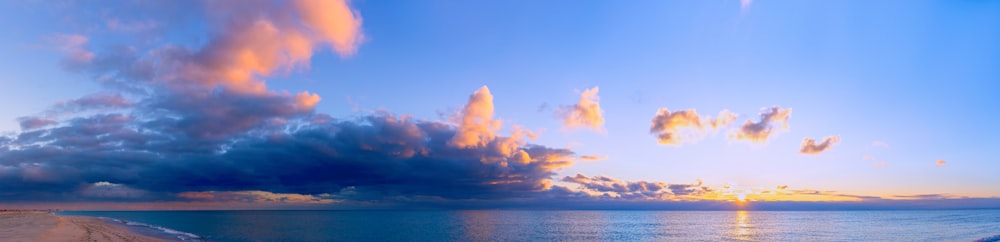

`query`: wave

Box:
[976,234,1000,242]
[99,217,202,241]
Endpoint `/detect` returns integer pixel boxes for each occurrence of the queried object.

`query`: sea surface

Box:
[59,210,1000,241]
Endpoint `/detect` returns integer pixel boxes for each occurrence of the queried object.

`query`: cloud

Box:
[0,0,569,203]
[557,86,605,132]
[561,174,709,200]
[578,154,608,161]
[145,0,364,94]
[292,0,366,57]
[649,109,736,145]
[731,106,791,143]
[0,88,575,202]
[449,86,501,149]
[79,182,148,199]
[936,160,947,167]
[17,117,57,130]
[53,93,134,113]
[177,191,337,204]
[872,140,889,148]
[51,34,95,70]
[799,136,840,155]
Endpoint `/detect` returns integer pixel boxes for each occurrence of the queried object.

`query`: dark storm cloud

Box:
[0,110,576,201]
[0,0,579,203]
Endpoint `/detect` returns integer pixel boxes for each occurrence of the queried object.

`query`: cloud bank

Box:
[0,0,577,205]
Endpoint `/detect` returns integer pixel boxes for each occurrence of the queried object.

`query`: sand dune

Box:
[0,211,165,242]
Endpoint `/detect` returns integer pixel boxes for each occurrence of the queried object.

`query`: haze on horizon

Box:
[0,0,998,210]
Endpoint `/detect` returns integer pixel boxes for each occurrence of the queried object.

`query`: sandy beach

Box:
[0,211,165,242]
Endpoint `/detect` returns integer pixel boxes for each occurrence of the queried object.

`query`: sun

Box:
[737,193,747,202]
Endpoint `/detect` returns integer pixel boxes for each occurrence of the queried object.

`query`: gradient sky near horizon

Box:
[1,0,998,209]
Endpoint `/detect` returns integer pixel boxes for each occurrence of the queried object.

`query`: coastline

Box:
[0,210,167,242]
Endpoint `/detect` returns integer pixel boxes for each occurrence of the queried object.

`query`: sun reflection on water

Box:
[731,210,754,240]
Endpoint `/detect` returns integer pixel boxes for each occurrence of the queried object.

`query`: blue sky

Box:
[0,0,998,209]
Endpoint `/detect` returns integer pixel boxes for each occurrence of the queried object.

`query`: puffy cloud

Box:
[292,0,365,57]
[936,160,947,167]
[731,106,791,143]
[557,86,605,132]
[157,0,364,94]
[799,136,840,155]
[449,86,500,149]
[649,109,736,145]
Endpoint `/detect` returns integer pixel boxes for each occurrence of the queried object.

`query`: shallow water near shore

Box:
[61,210,1000,241]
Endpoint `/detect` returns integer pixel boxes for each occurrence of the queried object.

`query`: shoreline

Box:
[0,210,169,242]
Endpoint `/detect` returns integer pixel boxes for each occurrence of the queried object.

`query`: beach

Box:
[0,210,165,242]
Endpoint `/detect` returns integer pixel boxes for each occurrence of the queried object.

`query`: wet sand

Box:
[0,211,165,242]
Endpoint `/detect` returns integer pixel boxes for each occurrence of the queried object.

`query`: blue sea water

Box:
[58,210,1000,241]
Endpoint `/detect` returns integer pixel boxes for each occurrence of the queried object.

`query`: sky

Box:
[0,0,998,210]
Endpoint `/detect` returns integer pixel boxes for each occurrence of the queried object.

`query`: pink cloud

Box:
[52,34,94,69]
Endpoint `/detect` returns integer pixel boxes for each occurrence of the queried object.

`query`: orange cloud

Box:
[731,106,791,143]
[449,86,500,149]
[799,136,840,155]
[649,109,736,145]
[167,0,364,99]
[936,160,947,167]
[558,86,605,132]
[293,0,365,57]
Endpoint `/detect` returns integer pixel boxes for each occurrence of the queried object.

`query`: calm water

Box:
[59,210,1000,241]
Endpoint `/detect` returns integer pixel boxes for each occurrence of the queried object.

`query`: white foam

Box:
[98,217,201,241]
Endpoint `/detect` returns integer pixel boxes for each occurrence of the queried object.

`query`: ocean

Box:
[58,210,1000,241]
